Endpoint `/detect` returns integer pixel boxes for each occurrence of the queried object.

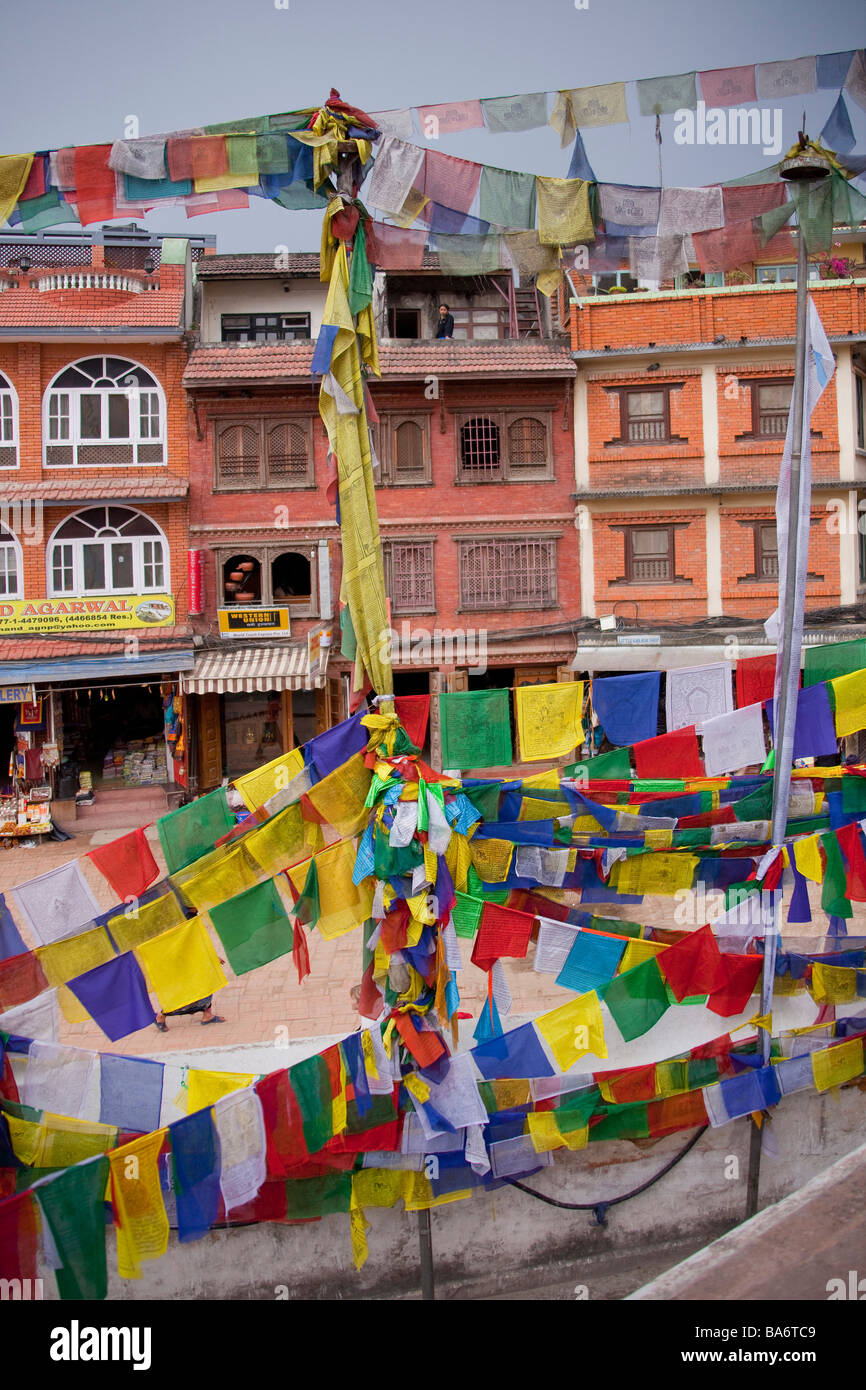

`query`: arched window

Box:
[508,416,546,469]
[43,356,165,467]
[0,371,19,470]
[48,507,169,596]
[271,552,311,605]
[0,524,22,597]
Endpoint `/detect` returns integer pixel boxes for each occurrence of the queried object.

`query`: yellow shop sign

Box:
[0,595,175,634]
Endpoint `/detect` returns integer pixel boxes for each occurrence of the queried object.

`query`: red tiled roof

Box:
[0,283,185,330]
[0,477,188,502]
[195,252,322,278]
[184,339,575,385]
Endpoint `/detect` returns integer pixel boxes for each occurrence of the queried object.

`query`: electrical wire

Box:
[502,1123,708,1226]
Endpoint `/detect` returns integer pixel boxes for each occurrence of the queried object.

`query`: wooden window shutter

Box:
[266,420,311,484]
[217,422,261,484]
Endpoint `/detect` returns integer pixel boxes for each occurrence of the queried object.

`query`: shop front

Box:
[183,643,346,793]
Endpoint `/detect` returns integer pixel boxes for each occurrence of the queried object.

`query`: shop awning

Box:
[570,643,776,673]
[0,651,195,684]
[182,644,326,694]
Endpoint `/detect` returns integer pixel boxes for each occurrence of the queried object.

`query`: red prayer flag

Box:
[0,1192,39,1284]
[698,64,758,107]
[417,100,485,134]
[365,222,427,270]
[837,823,866,902]
[255,1070,308,1175]
[722,183,787,221]
[20,158,47,201]
[594,1063,657,1103]
[657,924,726,1001]
[73,144,118,225]
[394,695,431,752]
[735,653,779,708]
[357,961,384,1022]
[421,149,482,212]
[392,1011,447,1068]
[380,901,410,954]
[633,727,704,780]
[470,902,535,973]
[87,827,159,903]
[648,1088,708,1138]
[705,953,763,1017]
[292,919,310,985]
[0,951,49,1012]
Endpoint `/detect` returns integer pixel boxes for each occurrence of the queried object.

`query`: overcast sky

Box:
[1,0,864,251]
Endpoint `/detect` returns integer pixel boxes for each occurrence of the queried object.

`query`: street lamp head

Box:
[780,152,833,182]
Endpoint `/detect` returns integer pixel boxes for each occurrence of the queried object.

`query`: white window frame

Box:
[43,356,166,468]
[0,371,19,470]
[0,524,22,598]
[47,507,170,597]
[755,263,820,285]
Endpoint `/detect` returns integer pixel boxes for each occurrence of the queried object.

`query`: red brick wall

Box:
[586,367,705,489]
[592,509,708,620]
[188,376,580,657]
[716,360,839,485]
[0,339,190,628]
[720,505,840,618]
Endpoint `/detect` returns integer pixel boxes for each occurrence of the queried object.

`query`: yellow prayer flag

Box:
[349,1189,371,1271]
[179,844,261,914]
[655,1060,689,1096]
[109,1131,169,1280]
[36,927,115,988]
[621,938,667,973]
[244,804,321,876]
[811,1037,864,1093]
[612,853,698,897]
[423,843,439,887]
[187,1068,255,1114]
[108,890,186,953]
[536,176,594,246]
[194,170,258,192]
[135,917,227,1014]
[516,682,584,761]
[0,154,34,227]
[234,747,306,811]
[519,796,573,822]
[468,837,514,884]
[445,832,471,892]
[792,835,824,884]
[527,1111,588,1152]
[644,828,675,850]
[57,984,92,1024]
[304,752,372,837]
[403,1072,430,1103]
[352,1168,408,1209]
[522,768,564,794]
[810,962,859,1005]
[286,839,374,940]
[831,669,866,738]
[536,992,607,1071]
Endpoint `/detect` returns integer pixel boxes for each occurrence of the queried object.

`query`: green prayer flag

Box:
[602,958,669,1042]
[16,191,77,231]
[440,689,512,771]
[590,916,643,939]
[636,71,698,116]
[556,1084,601,1127]
[687,1055,720,1089]
[465,864,509,904]
[273,181,329,210]
[209,877,293,976]
[285,1172,352,1219]
[226,134,258,177]
[292,858,321,929]
[348,221,373,317]
[416,779,429,834]
[565,746,631,780]
[435,234,504,277]
[204,116,268,135]
[733,780,773,822]
[761,748,775,773]
[36,1156,110,1301]
[804,638,866,687]
[479,166,537,229]
[664,981,707,1007]
[589,1100,650,1141]
[289,1055,334,1154]
[842,777,866,814]
[157,788,235,875]
[340,602,357,660]
[463,782,501,822]
[451,891,484,939]
[255,133,292,174]
[821,831,853,918]
[373,829,423,879]
[633,779,686,794]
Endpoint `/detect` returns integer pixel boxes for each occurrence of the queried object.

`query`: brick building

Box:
[567,236,866,680]
[0,227,212,822]
[182,251,578,786]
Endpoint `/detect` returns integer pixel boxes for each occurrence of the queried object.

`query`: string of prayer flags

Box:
[535,992,607,1071]
[87,828,159,903]
[440,689,512,770]
[157,788,235,876]
[135,918,227,1015]
[515,681,584,762]
[209,877,293,976]
[109,1131,169,1280]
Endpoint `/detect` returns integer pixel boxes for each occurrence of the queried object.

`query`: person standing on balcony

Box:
[435,303,454,339]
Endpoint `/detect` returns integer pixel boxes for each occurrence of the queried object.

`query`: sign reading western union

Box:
[218,607,290,637]
[0,595,175,635]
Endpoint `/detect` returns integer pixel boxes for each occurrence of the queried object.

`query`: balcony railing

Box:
[760,553,779,578]
[758,413,789,437]
[627,418,667,443]
[631,557,671,582]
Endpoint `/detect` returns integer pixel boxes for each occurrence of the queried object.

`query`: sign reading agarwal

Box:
[0,596,175,634]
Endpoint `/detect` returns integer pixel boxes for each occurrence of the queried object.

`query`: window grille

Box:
[460,538,556,610]
[507,417,547,469]
[385,541,434,613]
[217,424,261,483]
[266,421,311,483]
[460,417,501,477]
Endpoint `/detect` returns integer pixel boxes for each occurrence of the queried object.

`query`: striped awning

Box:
[182,645,326,694]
